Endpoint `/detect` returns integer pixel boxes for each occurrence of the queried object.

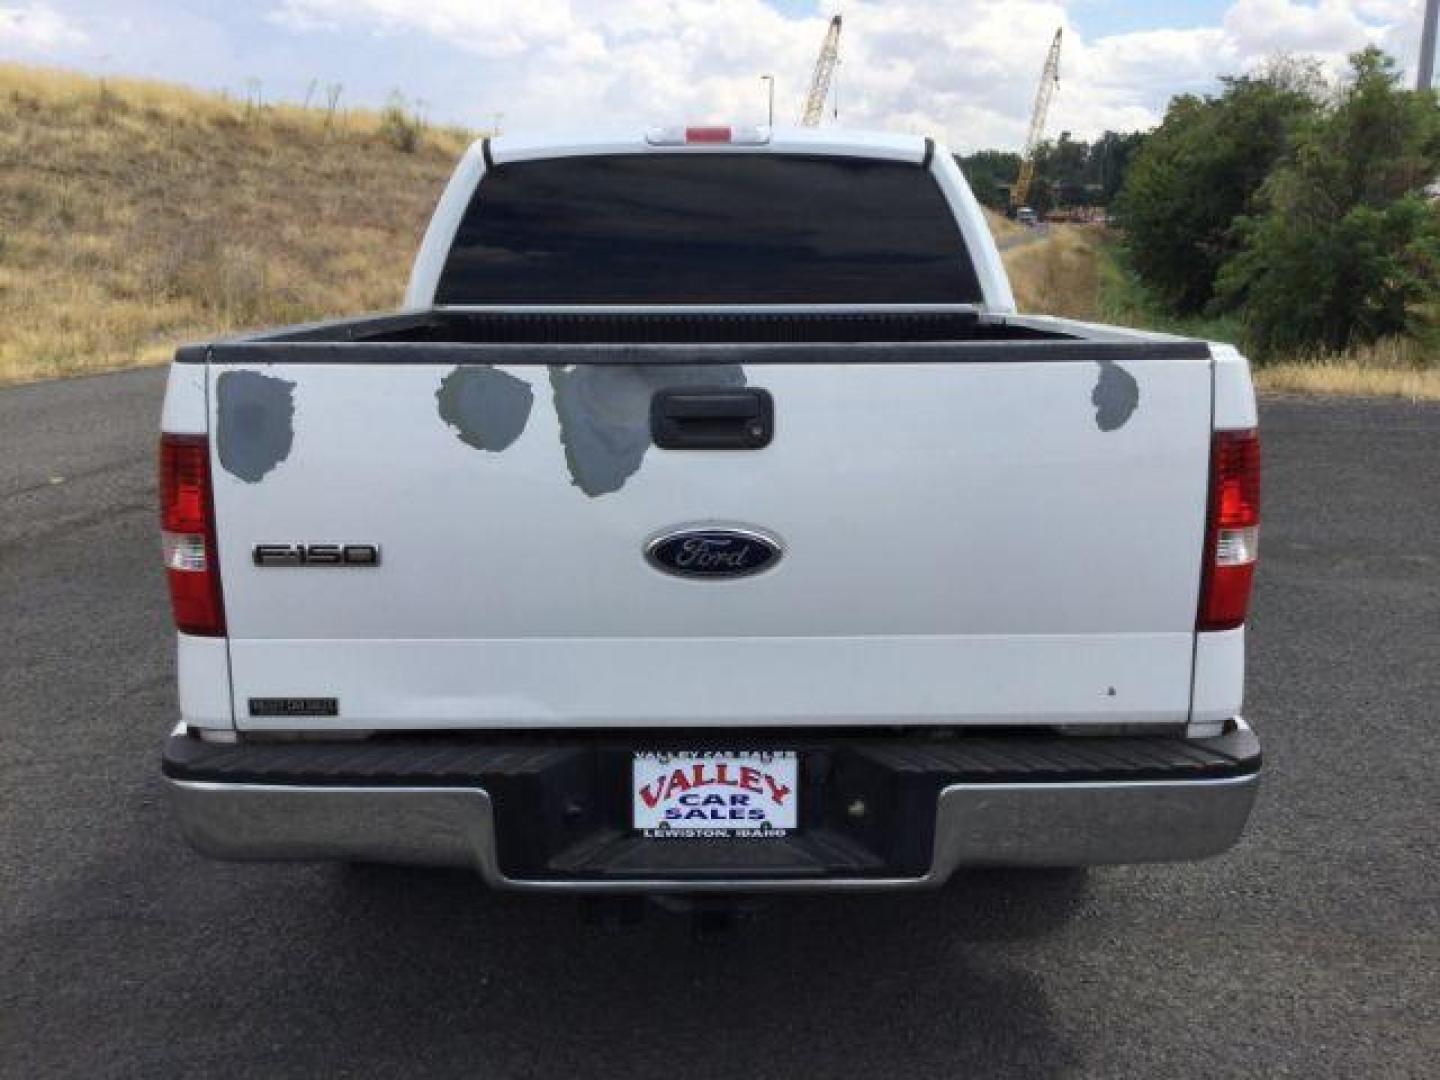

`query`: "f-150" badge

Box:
[252,544,381,567]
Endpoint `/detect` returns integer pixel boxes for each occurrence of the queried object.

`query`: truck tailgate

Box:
[208,350,1211,731]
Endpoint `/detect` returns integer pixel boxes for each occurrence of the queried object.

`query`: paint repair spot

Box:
[549,364,747,497]
[1092,361,1139,431]
[216,370,295,482]
[436,366,534,453]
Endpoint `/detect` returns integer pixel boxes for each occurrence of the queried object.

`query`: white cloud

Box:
[0,2,87,52]
[265,5,340,34]
[269,0,583,59]
[1222,0,1388,59]
[258,0,1426,146]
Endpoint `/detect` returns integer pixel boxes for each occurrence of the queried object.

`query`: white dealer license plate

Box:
[633,751,799,838]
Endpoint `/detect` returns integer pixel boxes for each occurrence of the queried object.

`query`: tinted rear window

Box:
[436,154,981,305]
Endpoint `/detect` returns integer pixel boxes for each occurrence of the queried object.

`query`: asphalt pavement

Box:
[1,367,1436,1078]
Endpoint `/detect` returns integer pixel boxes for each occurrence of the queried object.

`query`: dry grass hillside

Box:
[1001,225,1100,321]
[984,208,1025,243]
[0,64,472,384]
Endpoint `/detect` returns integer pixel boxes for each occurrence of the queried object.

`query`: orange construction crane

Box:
[799,15,842,127]
[1012,29,1062,211]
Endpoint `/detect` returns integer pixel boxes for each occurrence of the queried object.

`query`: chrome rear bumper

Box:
[165,722,1260,893]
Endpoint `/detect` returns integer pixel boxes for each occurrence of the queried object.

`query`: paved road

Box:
[2,368,1437,1078]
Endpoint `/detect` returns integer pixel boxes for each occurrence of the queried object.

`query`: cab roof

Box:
[485,126,935,167]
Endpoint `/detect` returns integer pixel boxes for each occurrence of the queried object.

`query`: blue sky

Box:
[1070,0,1233,35]
[0,1,1424,148]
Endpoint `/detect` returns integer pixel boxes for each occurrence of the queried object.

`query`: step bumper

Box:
[163,721,1260,893]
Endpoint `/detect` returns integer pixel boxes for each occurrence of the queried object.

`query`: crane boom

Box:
[800,15,842,127]
[1012,28,1062,210]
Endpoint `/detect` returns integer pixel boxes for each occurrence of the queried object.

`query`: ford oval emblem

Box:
[646,527,782,580]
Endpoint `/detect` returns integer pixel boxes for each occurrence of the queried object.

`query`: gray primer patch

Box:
[1092,360,1140,432]
[216,370,296,482]
[550,364,747,497]
[436,366,534,453]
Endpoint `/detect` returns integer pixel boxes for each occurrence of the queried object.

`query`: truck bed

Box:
[194,309,1209,361]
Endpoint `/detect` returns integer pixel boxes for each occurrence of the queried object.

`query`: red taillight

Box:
[1198,429,1260,632]
[684,126,732,144]
[159,433,225,636]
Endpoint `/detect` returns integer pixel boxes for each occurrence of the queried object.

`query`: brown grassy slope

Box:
[984,208,1025,243]
[1001,225,1100,321]
[0,64,471,384]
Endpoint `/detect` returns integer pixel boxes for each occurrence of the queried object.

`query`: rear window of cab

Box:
[436,153,983,305]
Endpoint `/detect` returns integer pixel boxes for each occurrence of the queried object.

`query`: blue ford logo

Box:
[646,527,782,579]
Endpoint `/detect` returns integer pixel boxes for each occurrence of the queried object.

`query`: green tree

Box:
[1217,48,1440,357]
[963,135,1142,212]
[1032,133,1092,208]
[1115,65,1320,313]
[1038,132,1088,189]
[958,150,1021,210]
[1092,130,1146,204]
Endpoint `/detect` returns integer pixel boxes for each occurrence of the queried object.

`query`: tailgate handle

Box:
[651,388,773,450]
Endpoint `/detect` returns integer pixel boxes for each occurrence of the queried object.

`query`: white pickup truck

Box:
[159,126,1261,893]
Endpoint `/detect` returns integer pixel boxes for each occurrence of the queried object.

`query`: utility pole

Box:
[1421,0,1439,90]
[761,74,774,127]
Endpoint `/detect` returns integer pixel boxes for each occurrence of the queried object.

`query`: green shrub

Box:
[1114,61,1320,314]
[1217,49,1440,359]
